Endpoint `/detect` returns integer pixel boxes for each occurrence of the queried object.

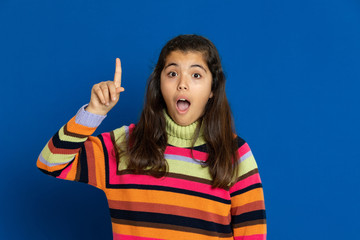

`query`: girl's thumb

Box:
[116,87,125,93]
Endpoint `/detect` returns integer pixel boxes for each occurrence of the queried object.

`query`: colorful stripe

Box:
[37,110,266,239]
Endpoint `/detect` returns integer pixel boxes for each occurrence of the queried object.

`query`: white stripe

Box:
[238,151,253,163]
[164,154,204,165]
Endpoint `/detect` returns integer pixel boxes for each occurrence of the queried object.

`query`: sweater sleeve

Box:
[229,137,267,239]
[36,104,109,190]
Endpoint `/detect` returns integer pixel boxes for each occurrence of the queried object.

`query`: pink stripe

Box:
[229,173,262,194]
[113,233,162,240]
[57,161,73,179]
[237,143,251,159]
[113,173,229,199]
[102,128,252,200]
[165,146,208,161]
[129,123,135,132]
[102,132,113,151]
[100,132,122,185]
[234,234,266,240]
[102,134,213,187]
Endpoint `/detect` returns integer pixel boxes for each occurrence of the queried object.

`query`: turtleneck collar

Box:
[163,109,206,148]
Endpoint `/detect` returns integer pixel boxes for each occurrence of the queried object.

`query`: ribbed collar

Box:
[163,109,206,148]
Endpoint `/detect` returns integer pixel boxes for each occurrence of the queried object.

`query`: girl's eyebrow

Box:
[190,64,207,73]
[164,63,207,73]
[164,63,178,69]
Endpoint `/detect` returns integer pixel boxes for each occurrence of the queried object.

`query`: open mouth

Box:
[176,98,191,112]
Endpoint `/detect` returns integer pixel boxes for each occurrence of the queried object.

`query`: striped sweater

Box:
[37,104,267,240]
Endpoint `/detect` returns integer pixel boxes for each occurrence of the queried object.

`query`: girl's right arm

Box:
[36,58,125,190]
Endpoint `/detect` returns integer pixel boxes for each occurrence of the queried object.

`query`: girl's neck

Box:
[163,109,206,148]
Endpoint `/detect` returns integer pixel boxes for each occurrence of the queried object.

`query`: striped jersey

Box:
[37,104,267,239]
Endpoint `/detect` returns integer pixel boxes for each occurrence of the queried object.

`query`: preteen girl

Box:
[37,34,267,239]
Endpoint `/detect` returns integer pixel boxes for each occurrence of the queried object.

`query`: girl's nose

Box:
[177,84,188,90]
[177,76,188,90]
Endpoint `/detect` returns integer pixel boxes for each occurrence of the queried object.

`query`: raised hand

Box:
[86,58,125,115]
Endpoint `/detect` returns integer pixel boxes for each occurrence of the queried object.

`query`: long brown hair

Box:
[118,34,239,188]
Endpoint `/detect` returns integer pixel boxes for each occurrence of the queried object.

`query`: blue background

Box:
[1,0,359,239]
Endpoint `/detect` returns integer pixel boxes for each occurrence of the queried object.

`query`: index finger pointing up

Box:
[114,58,122,88]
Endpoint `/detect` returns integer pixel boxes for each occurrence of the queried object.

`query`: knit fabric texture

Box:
[37,104,267,239]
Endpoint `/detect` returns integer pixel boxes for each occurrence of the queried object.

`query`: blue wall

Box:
[1,0,359,239]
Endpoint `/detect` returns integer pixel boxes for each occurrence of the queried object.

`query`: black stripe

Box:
[52,131,83,150]
[236,136,246,148]
[192,143,208,153]
[167,143,209,153]
[109,184,231,204]
[232,210,266,224]
[99,134,112,189]
[110,209,232,234]
[230,183,263,197]
[168,136,246,155]
[78,146,88,183]
[38,167,61,177]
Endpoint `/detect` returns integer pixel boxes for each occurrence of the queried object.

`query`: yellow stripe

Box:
[112,127,127,145]
[118,158,212,181]
[40,144,75,164]
[117,149,213,182]
[237,155,258,176]
[167,158,212,180]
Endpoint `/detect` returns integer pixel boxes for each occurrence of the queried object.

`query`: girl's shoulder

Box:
[110,123,136,144]
[234,134,247,149]
[95,124,136,149]
[233,134,255,160]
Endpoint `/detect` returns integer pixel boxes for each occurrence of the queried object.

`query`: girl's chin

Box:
[168,108,199,126]
[173,115,197,126]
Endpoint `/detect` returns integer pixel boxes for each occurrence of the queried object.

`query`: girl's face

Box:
[160,50,213,126]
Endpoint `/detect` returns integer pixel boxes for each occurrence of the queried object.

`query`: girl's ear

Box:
[209,91,213,98]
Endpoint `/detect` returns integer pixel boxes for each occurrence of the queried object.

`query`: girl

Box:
[37,34,267,239]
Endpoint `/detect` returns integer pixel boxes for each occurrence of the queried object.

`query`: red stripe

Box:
[48,137,80,155]
[84,140,96,186]
[237,143,251,159]
[229,173,262,194]
[165,146,208,161]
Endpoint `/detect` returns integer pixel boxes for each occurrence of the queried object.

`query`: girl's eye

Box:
[192,73,201,79]
[168,71,177,77]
